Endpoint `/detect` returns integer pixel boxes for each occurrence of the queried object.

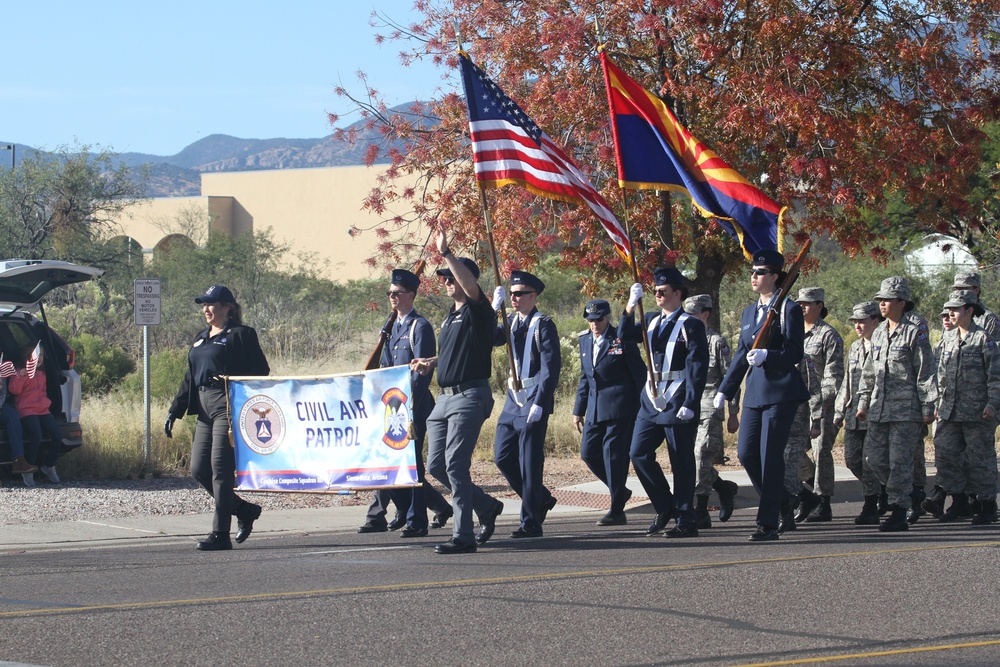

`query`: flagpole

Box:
[478,187,523,395]
[619,193,659,399]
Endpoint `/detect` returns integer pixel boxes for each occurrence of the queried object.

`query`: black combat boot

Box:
[939,493,972,522]
[878,504,909,532]
[971,499,998,525]
[778,500,797,534]
[695,494,712,529]
[877,486,889,516]
[713,478,738,522]
[854,495,880,525]
[805,495,833,522]
[921,485,946,518]
[794,488,820,523]
[907,487,926,524]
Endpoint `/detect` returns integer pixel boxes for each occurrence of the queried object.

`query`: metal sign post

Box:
[134,279,161,472]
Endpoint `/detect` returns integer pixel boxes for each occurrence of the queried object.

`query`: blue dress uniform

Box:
[620,268,709,533]
[573,300,647,523]
[719,251,809,536]
[493,271,560,535]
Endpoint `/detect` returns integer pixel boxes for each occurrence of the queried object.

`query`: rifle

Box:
[751,239,812,350]
[364,260,427,370]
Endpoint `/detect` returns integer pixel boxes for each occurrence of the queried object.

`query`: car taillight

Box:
[67,348,75,369]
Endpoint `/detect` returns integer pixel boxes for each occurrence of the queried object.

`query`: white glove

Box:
[676,406,694,421]
[491,285,506,311]
[747,349,768,367]
[713,392,727,411]
[627,283,643,309]
[527,404,543,424]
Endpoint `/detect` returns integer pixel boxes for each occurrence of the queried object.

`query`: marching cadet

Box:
[622,268,709,538]
[717,249,809,542]
[834,301,884,525]
[795,287,844,522]
[903,299,932,523]
[856,277,937,532]
[356,269,452,538]
[492,270,560,538]
[922,305,959,518]
[931,290,999,525]
[573,299,647,526]
[682,294,740,528]
[952,270,1000,341]
[781,350,821,532]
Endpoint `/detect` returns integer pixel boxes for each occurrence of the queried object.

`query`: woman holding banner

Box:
[166,285,270,551]
[717,249,809,542]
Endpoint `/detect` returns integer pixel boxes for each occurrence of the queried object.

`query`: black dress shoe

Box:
[541,496,557,522]
[597,511,627,526]
[645,511,671,535]
[400,526,428,538]
[748,526,779,542]
[717,480,738,522]
[235,503,262,544]
[434,538,477,554]
[387,514,407,531]
[665,525,699,538]
[476,500,504,544]
[510,526,543,538]
[430,510,453,529]
[357,522,389,534]
[196,532,233,551]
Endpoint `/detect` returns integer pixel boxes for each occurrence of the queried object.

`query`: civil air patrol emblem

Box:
[238,395,285,455]
[381,388,412,450]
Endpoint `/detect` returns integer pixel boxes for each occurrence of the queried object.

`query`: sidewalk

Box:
[0,464,899,551]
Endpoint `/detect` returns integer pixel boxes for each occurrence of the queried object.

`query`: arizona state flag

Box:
[600,51,785,256]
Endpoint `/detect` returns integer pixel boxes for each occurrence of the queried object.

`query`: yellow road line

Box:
[731,638,1000,666]
[2,539,999,619]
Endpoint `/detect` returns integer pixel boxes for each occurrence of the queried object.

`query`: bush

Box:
[70,333,136,394]
[116,347,190,402]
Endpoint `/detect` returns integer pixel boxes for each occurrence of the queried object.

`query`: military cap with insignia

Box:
[752,248,784,269]
[583,299,611,321]
[390,268,420,290]
[510,270,545,294]
[653,267,685,287]
[683,294,713,315]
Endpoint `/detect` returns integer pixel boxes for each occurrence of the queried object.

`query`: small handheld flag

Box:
[0,355,15,379]
[25,341,41,379]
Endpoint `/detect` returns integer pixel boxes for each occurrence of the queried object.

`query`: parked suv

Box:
[0,260,104,463]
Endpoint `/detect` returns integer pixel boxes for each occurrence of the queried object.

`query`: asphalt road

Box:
[2,503,1000,667]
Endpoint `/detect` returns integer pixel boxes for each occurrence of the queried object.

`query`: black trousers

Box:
[190,387,252,535]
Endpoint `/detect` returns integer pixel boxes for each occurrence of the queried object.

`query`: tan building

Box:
[116,165,420,281]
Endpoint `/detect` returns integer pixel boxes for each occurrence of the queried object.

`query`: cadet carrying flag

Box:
[599,51,785,257]
[458,51,630,258]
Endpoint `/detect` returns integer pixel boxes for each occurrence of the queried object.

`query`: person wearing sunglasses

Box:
[491,270,560,538]
[410,228,504,554]
[357,268,453,538]
[621,267,708,538]
[572,299,647,526]
[717,250,809,542]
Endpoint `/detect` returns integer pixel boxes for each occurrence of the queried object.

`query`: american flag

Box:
[0,354,15,379]
[25,341,41,379]
[458,52,630,258]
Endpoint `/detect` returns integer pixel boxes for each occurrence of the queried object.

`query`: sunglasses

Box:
[386,290,411,297]
[750,268,773,276]
[510,290,536,298]
[653,288,672,297]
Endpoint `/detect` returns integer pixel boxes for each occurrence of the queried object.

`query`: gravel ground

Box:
[0,457,612,527]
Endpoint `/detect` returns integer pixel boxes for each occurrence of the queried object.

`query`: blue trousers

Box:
[580,416,634,513]
[21,411,61,467]
[738,401,799,529]
[1,402,26,460]
[629,418,698,527]
[494,413,554,531]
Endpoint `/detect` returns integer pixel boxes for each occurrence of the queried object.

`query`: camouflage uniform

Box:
[835,331,880,497]
[934,317,1000,499]
[904,310,931,490]
[858,309,937,510]
[803,317,844,496]
[953,270,1000,342]
[784,356,822,496]
[695,325,741,495]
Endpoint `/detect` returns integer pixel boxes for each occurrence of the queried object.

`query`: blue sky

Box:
[2,2,448,156]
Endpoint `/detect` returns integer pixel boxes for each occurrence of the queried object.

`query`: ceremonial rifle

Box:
[751,238,812,350]
[364,259,427,371]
